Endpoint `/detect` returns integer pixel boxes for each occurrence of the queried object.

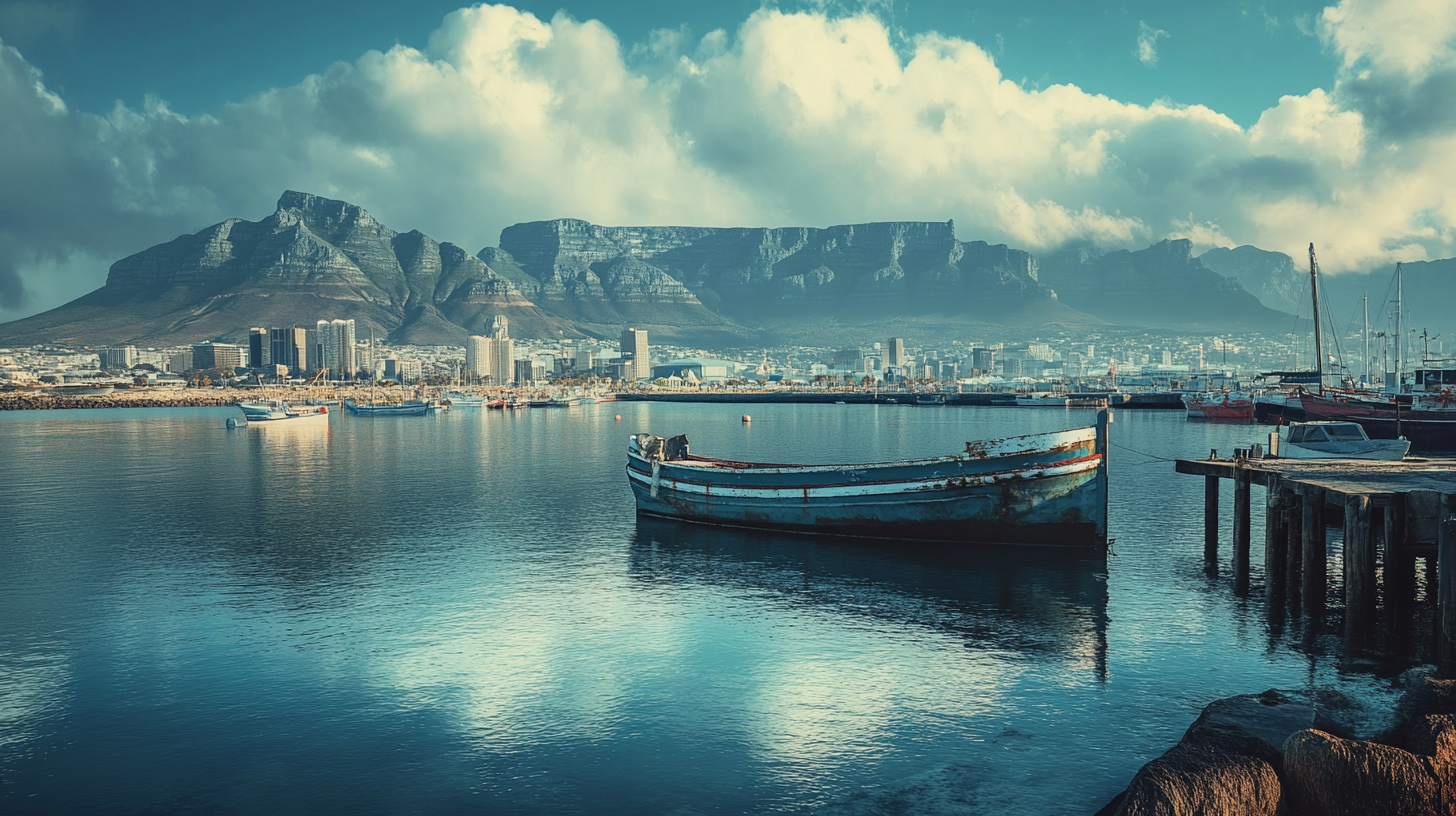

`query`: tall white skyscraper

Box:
[490,315,509,339]
[466,335,491,381]
[489,338,515,386]
[885,337,906,368]
[317,319,357,378]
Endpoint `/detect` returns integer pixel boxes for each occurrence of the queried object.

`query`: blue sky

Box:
[7,1,1333,124]
[2,0,1455,321]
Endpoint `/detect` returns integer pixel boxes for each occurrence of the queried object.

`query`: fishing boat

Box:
[915,393,947,406]
[234,401,329,426]
[486,399,507,409]
[1180,391,1255,421]
[1279,421,1409,461]
[624,411,1111,547]
[1015,393,1069,407]
[343,399,431,416]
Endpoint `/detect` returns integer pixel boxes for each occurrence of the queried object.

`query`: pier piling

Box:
[1386,497,1414,628]
[1302,485,1327,619]
[1204,475,1220,566]
[1344,494,1374,647]
[1233,466,1252,596]
[1440,496,1456,678]
[1265,480,1289,615]
[1286,489,1305,616]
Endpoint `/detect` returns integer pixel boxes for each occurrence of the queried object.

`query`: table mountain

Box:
[0,191,1312,348]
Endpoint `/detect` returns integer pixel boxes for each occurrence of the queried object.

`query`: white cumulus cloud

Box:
[2,0,1456,322]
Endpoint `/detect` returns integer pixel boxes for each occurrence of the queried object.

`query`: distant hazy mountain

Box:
[0,191,1316,348]
[1038,239,1296,331]
[1198,245,1308,315]
[1319,259,1456,356]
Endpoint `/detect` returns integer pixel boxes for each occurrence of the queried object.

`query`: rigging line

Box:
[1109,440,1180,463]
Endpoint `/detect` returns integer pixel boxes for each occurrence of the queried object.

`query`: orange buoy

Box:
[742,415,752,423]
[615,414,622,421]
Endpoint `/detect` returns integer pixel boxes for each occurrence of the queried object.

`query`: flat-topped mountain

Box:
[488,219,1078,325]
[0,191,1316,348]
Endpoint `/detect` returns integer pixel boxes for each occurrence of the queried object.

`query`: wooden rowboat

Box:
[625,411,1111,547]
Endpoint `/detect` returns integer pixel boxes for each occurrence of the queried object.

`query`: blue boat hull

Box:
[624,416,1111,547]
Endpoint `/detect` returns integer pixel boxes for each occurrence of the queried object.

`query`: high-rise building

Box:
[466,335,491,380]
[248,328,270,368]
[831,348,865,370]
[192,343,242,371]
[269,327,308,374]
[316,319,357,379]
[489,338,515,386]
[971,347,995,374]
[885,337,906,368]
[620,328,649,380]
[306,329,322,373]
[514,359,539,385]
[168,349,194,373]
[97,346,138,370]
[490,315,509,339]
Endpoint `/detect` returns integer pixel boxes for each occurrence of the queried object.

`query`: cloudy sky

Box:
[1,0,1454,322]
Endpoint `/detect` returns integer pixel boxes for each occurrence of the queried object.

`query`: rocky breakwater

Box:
[0,388,246,410]
[1097,668,1456,815]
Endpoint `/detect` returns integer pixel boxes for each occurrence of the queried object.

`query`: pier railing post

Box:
[1233,465,1252,596]
[1265,480,1288,613]
[1303,485,1327,621]
[1344,494,1374,648]
[1205,475,1220,566]
[1440,495,1456,678]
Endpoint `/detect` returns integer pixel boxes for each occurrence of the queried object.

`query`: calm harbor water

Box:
[0,403,1403,815]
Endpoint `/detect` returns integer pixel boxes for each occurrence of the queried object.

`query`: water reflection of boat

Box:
[626,413,1110,547]
[628,517,1108,677]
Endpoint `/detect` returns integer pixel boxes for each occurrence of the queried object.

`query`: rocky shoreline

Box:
[1097,667,1456,815]
[0,389,248,410]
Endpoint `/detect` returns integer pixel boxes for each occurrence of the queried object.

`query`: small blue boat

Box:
[343,399,431,417]
[625,411,1110,547]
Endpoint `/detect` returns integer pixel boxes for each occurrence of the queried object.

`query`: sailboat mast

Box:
[1363,292,1369,386]
[1309,243,1323,391]
[1396,262,1404,389]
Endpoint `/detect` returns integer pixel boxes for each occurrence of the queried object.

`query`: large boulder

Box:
[1105,689,1325,816]
[1281,727,1453,815]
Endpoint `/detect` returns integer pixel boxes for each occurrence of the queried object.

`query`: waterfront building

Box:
[305,329,322,374]
[513,359,542,385]
[268,327,307,374]
[317,319,357,379]
[248,328,270,368]
[168,349,193,373]
[192,342,242,371]
[884,337,906,368]
[651,358,741,382]
[97,346,138,371]
[620,328,649,380]
[971,347,995,374]
[490,315,509,339]
[831,348,864,370]
[466,335,490,380]
[488,338,514,386]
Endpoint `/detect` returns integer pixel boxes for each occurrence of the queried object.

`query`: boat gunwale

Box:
[629,426,1095,474]
[626,452,1103,494]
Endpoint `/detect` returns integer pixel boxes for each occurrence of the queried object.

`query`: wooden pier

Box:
[1175,454,1456,674]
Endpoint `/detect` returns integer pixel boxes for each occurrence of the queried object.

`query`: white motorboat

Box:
[1280,421,1409,460]
[235,401,330,426]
